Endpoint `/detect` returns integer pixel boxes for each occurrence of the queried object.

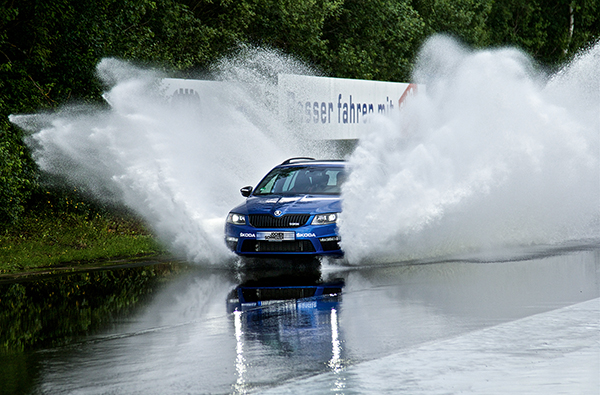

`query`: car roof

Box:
[277,157,346,167]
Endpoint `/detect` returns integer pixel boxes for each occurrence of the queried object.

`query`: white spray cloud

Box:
[340,36,600,264]
[11,50,318,264]
[11,39,599,266]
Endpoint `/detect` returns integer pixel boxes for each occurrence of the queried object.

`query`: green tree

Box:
[180,0,344,72]
[104,0,223,70]
[486,0,600,67]
[0,0,222,228]
[412,0,493,46]
[322,0,425,81]
[1,0,598,229]
[569,0,600,53]
[0,122,36,227]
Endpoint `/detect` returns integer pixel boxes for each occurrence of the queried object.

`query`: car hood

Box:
[231,195,341,216]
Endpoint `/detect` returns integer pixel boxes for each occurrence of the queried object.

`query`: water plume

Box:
[12,48,320,263]
[340,36,600,263]
[11,38,599,265]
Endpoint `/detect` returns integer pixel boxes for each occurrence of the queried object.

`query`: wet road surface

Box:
[2,244,599,394]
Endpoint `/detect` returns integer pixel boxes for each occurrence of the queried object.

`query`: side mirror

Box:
[240,186,253,197]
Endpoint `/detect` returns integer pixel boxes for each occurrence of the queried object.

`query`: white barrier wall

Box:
[278,74,416,140]
[161,75,417,140]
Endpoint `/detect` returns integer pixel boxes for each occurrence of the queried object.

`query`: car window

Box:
[254,166,346,195]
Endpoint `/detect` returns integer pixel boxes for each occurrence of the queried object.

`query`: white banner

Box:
[161,75,418,140]
[278,74,416,140]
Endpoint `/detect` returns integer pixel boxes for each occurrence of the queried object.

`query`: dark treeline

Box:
[1,0,598,228]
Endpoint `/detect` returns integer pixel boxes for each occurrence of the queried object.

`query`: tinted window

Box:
[254,167,346,195]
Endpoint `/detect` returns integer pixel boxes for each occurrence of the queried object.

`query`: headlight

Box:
[311,213,339,225]
[227,213,246,225]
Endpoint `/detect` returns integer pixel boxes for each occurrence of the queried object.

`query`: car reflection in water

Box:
[227,260,345,392]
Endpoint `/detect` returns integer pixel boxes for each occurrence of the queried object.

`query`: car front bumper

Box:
[225,222,342,256]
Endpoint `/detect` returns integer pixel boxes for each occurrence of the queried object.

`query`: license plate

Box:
[257,231,295,242]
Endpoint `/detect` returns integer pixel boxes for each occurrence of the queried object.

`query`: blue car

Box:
[225,157,346,257]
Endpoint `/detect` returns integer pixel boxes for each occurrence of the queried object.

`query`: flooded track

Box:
[1,243,598,394]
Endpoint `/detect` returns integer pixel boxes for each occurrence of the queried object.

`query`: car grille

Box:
[319,236,341,251]
[241,240,316,253]
[320,240,341,251]
[248,214,310,228]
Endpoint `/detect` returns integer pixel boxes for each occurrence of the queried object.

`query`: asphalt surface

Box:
[11,244,600,394]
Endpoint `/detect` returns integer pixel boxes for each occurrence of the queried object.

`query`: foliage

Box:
[412,0,493,46]
[485,0,600,67]
[105,0,224,70]
[411,0,599,68]
[182,0,345,66]
[322,0,425,81]
[0,0,227,229]
[0,188,165,273]
[0,122,36,227]
[0,0,598,231]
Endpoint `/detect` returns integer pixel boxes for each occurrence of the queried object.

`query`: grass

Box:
[0,191,166,275]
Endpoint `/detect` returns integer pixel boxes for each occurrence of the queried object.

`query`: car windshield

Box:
[254,166,346,195]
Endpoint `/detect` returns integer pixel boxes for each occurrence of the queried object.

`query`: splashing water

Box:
[340,36,600,264]
[10,38,600,265]
[12,48,322,263]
